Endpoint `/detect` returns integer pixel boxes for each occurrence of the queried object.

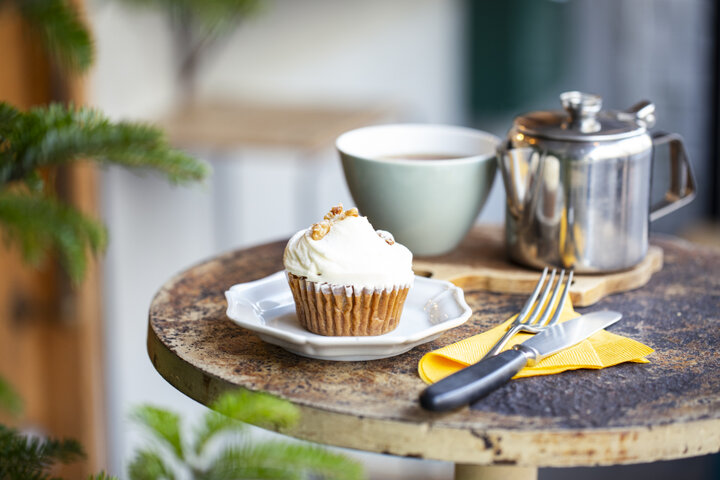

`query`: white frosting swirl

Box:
[283,215,414,290]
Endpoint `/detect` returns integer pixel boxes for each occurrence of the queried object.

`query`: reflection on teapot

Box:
[498,91,696,273]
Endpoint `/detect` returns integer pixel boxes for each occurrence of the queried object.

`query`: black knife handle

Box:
[419,349,529,412]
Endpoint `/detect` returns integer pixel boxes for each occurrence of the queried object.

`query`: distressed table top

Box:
[147,228,720,468]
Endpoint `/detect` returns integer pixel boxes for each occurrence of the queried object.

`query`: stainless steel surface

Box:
[498,91,696,272]
[482,267,573,360]
[515,310,622,367]
[619,100,656,128]
[513,91,651,142]
[649,132,697,221]
[560,91,602,133]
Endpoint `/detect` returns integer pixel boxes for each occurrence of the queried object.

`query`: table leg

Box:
[454,464,537,480]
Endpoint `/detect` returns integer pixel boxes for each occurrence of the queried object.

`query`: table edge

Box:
[147,321,720,467]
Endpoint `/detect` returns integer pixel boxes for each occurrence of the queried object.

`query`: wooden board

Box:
[413,226,663,307]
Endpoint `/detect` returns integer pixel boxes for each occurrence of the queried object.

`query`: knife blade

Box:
[419,310,622,412]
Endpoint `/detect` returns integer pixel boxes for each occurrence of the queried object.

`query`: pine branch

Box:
[0,425,85,479]
[206,442,364,480]
[0,376,23,417]
[0,190,107,284]
[127,449,176,480]
[131,406,185,461]
[16,0,94,73]
[0,103,209,186]
[30,435,85,464]
[0,102,208,283]
[0,102,20,140]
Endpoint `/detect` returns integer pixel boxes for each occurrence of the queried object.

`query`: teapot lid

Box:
[514,91,656,142]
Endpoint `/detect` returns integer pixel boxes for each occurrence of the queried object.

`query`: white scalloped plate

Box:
[225,271,472,361]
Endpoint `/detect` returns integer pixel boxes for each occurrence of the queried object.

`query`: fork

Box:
[481,267,574,360]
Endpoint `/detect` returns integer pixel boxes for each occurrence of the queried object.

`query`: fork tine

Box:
[535,269,566,327]
[546,270,574,327]
[524,268,557,326]
[480,267,550,359]
[514,267,549,324]
[481,268,575,360]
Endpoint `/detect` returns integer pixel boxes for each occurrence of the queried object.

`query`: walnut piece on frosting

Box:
[323,204,358,221]
[376,230,395,245]
[310,222,331,240]
[324,205,343,219]
[310,204,360,240]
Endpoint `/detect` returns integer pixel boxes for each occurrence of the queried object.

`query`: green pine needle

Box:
[0,424,85,479]
[17,0,94,73]
[131,406,185,461]
[0,103,20,139]
[30,435,85,464]
[0,101,209,283]
[0,377,23,418]
[1,102,210,186]
[0,191,108,284]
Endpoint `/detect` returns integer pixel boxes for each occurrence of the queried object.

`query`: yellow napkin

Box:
[418,294,654,384]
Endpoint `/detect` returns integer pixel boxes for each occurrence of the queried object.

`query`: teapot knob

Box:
[560,91,602,133]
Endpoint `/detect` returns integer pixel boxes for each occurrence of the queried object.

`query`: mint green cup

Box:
[337,124,499,256]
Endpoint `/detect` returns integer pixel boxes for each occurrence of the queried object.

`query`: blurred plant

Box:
[0,101,208,283]
[0,425,85,479]
[0,3,354,480]
[0,378,119,480]
[0,377,23,418]
[130,389,364,480]
[0,0,209,283]
[114,0,263,98]
[88,474,120,480]
[0,1,202,474]
[4,0,94,73]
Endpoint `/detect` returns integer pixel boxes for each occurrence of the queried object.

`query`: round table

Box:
[147,231,720,480]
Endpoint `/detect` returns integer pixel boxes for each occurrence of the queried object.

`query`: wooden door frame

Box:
[0,1,106,476]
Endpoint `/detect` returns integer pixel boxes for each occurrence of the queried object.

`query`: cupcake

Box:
[283,205,414,336]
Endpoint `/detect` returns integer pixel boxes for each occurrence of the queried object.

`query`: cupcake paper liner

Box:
[287,273,411,336]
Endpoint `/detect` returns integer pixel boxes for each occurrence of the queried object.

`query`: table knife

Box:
[419,310,622,412]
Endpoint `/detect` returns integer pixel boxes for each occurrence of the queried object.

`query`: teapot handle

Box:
[649,132,696,222]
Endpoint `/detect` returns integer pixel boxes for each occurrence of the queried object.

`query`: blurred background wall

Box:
[465,0,715,235]
[85,0,718,478]
[90,1,464,478]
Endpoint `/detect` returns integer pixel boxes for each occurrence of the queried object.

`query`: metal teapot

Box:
[497,91,696,273]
